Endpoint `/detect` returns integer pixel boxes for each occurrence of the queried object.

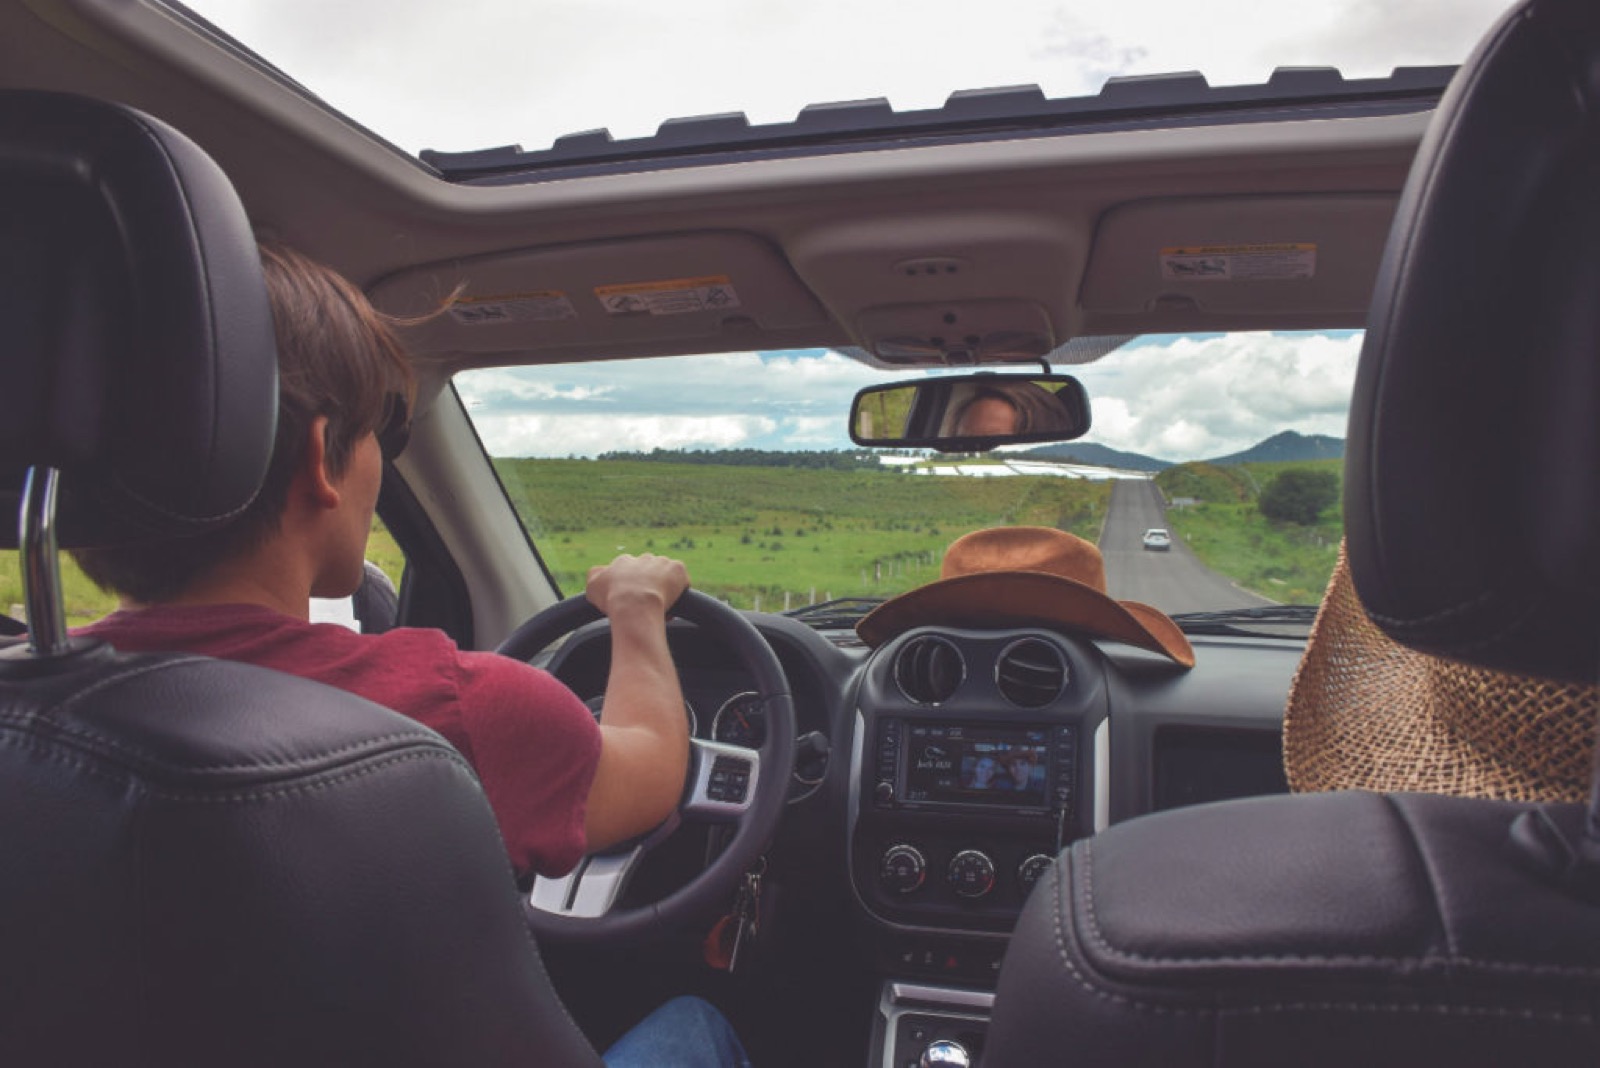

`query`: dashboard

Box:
[542,612,1300,989]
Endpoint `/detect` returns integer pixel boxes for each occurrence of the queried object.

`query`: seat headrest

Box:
[1346,0,1600,684]
[0,91,277,548]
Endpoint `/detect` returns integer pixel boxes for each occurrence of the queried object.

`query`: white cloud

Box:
[185,0,1518,155]
[1074,332,1363,460]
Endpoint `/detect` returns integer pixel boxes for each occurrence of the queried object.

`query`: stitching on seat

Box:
[1047,854,1598,1023]
[0,729,149,789]
[1,656,442,773]
[1076,839,1600,979]
[1364,594,1542,656]
[137,748,479,804]
[0,729,476,803]
[521,923,596,1054]
[1386,793,1458,958]
[10,655,211,717]
[1362,586,1498,628]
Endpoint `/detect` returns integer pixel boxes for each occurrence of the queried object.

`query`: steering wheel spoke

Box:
[682,739,762,822]
[528,845,645,920]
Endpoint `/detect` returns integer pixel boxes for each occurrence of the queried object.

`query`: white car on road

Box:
[1143,528,1173,551]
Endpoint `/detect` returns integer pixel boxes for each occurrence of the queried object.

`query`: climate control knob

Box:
[1017,853,1054,895]
[879,843,927,895]
[946,849,997,899]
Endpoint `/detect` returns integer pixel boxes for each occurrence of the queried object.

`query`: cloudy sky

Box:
[187,0,1517,155]
[185,1,1511,461]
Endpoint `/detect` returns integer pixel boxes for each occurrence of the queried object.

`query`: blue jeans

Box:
[602,995,752,1068]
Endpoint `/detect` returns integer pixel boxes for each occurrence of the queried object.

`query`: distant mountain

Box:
[1015,441,1172,472]
[1015,431,1342,471]
[1205,431,1344,466]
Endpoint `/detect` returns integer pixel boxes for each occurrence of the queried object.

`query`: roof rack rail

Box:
[421,66,1456,185]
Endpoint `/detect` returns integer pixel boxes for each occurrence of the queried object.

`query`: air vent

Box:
[995,638,1068,708]
[894,636,966,705]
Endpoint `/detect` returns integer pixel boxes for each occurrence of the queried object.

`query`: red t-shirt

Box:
[77,604,601,878]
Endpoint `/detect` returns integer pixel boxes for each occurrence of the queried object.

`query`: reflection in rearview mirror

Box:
[850,374,1091,453]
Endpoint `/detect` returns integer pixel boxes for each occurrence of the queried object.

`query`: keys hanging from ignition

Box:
[702,861,765,972]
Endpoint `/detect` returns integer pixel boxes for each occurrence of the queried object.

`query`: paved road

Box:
[1098,479,1272,614]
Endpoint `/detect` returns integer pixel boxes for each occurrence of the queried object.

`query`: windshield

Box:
[456,331,1353,631]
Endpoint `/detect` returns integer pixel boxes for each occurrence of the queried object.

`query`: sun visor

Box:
[1079,194,1397,334]
[368,231,829,361]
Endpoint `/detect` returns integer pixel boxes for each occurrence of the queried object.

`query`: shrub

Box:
[1259,468,1339,525]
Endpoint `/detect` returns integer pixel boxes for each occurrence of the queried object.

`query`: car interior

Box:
[2,0,1598,1065]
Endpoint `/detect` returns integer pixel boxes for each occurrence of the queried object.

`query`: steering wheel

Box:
[496,589,795,944]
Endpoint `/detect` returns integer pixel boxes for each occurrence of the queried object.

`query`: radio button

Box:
[946,850,997,899]
[879,844,927,895]
[874,780,895,806]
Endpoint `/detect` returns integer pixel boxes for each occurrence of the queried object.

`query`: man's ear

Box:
[298,415,342,510]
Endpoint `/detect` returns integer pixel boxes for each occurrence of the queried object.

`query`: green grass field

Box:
[1156,459,1342,605]
[497,458,1111,607]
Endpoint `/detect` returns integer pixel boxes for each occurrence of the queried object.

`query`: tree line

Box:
[594,448,882,470]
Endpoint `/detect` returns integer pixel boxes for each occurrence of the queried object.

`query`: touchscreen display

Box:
[903,723,1051,807]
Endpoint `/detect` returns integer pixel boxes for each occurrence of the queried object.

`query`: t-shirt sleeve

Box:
[450,651,601,878]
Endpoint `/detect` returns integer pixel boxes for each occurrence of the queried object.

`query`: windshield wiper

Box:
[1168,604,1320,636]
[783,597,886,628]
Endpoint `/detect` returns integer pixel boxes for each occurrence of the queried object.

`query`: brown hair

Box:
[952,380,1076,435]
[73,243,416,603]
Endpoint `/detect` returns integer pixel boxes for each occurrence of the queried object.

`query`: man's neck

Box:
[126,548,314,621]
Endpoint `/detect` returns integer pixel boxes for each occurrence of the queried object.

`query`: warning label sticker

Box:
[449,291,577,325]
[1159,243,1317,282]
[595,275,741,316]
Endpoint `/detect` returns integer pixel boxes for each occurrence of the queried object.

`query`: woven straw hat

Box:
[855,526,1194,668]
[1284,544,1597,802]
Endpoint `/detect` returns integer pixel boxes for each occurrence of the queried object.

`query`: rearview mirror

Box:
[849,374,1091,453]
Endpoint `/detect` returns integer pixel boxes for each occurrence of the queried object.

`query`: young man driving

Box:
[72,243,749,1067]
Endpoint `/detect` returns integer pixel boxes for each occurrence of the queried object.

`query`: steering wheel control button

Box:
[946,849,997,899]
[707,756,752,803]
[1017,853,1054,895]
[879,843,927,895]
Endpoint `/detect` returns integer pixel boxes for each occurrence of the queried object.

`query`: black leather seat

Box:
[986,1,1600,1063]
[0,91,603,1066]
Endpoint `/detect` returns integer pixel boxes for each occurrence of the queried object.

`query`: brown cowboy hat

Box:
[855,526,1195,668]
[1284,544,1596,803]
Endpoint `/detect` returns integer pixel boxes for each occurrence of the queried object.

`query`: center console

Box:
[850,628,1109,1065]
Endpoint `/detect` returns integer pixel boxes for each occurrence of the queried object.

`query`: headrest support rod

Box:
[18,467,68,657]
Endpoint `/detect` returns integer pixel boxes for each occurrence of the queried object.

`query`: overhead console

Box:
[785,210,1086,366]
